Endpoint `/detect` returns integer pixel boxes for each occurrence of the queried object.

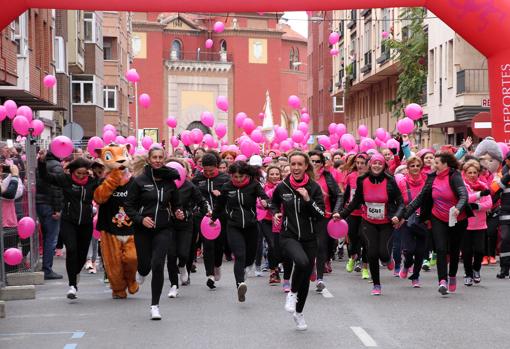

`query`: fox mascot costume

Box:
[93,143,139,299]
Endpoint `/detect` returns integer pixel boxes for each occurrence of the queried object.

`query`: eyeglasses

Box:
[408,164,421,168]
[311,160,323,164]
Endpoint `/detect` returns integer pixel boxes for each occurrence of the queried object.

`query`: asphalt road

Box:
[1,255,509,349]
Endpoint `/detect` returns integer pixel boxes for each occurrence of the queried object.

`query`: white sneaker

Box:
[84,260,92,270]
[246,265,256,278]
[255,266,263,277]
[293,312,307,331]
[284,292,297,313]
[237,282,247,302]
[136,272,145,285]
[167,285,179,298]
[66,286,77,300]
[316,280,325,293]
[150,305,162,320]
[214,267,221,281]
[179,267,189,284]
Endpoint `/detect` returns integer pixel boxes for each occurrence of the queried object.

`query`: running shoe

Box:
[438,280,448,295]
[168,285,179,298]
[84,259,93,271]
[190,264,197,273]
[422,260,431,271]
[399,267,409,279]
[361,268,370,280]
[213,267,221,281]
[345,258,355,273]
[448,276,457,293]
[269,271,281,285]
[464,276,473,287]
[136,272,145,286]
[309,269,317,282]
[429,253,437,267]
[473,270,481,284]
[481,256,489,265]
[88,262,97,274]
[282,280,291,293]
[293,312,307,331]
[150,305,162,320]
[325,261,332,273]
[393,267,400,277]
[255,265,263,277]
[237,282,247,302]
[496,266,509,279]
[354,260,362,273]
[66,286,77,300]
[206,276,216,289]
[285,292,297,313]
[316,280,325,293]
[180,267,189,284]
[489,256,497,265]
[386,259,395,271]
[411,279,421,288]
[371,285,382,296]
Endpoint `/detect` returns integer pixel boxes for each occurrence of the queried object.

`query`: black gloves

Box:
[390,147,397,155]
[469,203,479,211]
[480,189,491,197]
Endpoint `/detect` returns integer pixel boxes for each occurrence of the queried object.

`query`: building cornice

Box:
[165,60,232,73]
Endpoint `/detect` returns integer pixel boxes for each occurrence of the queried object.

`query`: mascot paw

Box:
[112,290,128,299]
[128,282,140,295]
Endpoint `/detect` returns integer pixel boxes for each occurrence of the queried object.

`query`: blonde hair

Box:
[462,159,481,173]
[406,156,423,169]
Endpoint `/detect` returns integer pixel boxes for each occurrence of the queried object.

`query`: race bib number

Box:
[366,202,385,220]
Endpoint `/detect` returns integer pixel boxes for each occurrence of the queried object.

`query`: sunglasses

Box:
[311,160,323,164]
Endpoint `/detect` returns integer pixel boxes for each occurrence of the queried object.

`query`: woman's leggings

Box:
[485,214,499,258]
[462,229,485,277]
[134,227,171,306]
[360,221,393,286]
[401,224,428,280]
[87,237,98,262]
[202,216,226,277]
[60,220,93,288]
[316,218,329,280]
[280,236,317,313]
[347,215,367,263]
[430,216,467,282]
[186,215,201,274]
[259,220,280,270]
[227,223,258,285]
[167,223,193,287]
[392,227,403,268]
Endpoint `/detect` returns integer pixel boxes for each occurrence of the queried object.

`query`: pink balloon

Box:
[385,132,392,142]
[280,140,292,152]
[275,127,288,142]
[17,106,33,121]
[0,105,6,122]
[203,134,214,148]
[328,32,340,45]
[335,123,347,137]
[358,125,369,138]
[126,135,137,148]
[170,136,180,148]
[404,103,423,121]
[139,93,151,108]
[125,68,140,83]
[235,154,247,161]
[375,138,386,148]
[201,111,215,127]
[50,136,74,159]
[103,124,116,133]
[242,118,256,135]
[360,138,377,152]
[250,129,264,143]
[386,138,400,151]
[205,39,213,48]
[141,136,153,150]
[292,130,305,144]
[498,142,509,158]
[18,217,36,239]
[301,113,310,123]
[87,136,104,156]
[329,133,339,145]
[180,130,191,146]
[327,219,348,239]
[13,116,30,136]
[43,74,57,88]
[258,112,265,120]
[4,100,17,119]
[340,134,356,151]
[376,128,386,140]
[240,140,255,157]
[318,135,332,149]
[166,161,186,189]
[215,123,227,138]
[191,128,204,144]
[330,48,339,56]
[213,21,225,33]
[382,31,390,39]
[235,112,247,128]
[397,117,415,135]
[288,95,301,109]
[216,96,228,112]
[328,123,337,135]
[103,130,116,144]
[31,119,44,136]
[115,136,126,144]
[166,116,177,128]
[3,248,23,266]
[297,122,308,134]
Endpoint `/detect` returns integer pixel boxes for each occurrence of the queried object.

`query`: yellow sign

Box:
[249,38,267,64]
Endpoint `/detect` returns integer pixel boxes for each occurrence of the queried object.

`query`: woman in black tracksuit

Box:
[38,155,99,300]
[271,151,325,331]
[166,159,210,297]
[192,151,231,289]
[124,146,184,320]
[210,161,269,303]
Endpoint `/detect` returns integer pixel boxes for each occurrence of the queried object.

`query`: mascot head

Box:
[95,143,132,172]
[474,137,502,174]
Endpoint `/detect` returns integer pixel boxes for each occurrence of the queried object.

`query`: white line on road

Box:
[71,332,85,339]
[63,344,77,349]
[350,327,377,347]
[0,331,82,337]
[321,288,334,298]
[8,313,95,318]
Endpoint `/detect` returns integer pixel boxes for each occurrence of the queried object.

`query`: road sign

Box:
[471,112,492,138]
[63,122,84,141]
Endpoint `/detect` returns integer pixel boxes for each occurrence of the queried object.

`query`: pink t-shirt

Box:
[362,177,390,224]
[431,169,465,223]
[345,172,362,216]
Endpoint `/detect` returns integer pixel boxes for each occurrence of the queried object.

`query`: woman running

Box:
[38,154,99,299]
[210,161,269,302]
[272,151,325,330]
[124,145,184,320]
[404,152,473,295]
[336,153,404,296]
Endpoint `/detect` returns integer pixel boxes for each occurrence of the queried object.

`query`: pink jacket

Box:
[466,180,492,230]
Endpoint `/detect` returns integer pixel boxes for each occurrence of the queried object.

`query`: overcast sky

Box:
[284,11,308,38]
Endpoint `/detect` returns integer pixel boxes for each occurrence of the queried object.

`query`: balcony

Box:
[361,52,372,74]
[347,9,357,29]
[377,41,390,65]
[165,50,233,73]
[361,9,372,17]
[456,69,488,95]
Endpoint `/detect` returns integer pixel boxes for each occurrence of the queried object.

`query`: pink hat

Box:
[263,156,272,165]
[369,153,385,166]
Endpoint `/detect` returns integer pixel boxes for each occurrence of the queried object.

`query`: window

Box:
[11,13,28,56]
[364,21,372,55]
[447,40,454,88]
[103,37,117,60]
[72,75,95,104]
[289,48,295,69]
[294,48,299,64]
[103,86,117,111]
[171,39,182,60]
[54,36,66,73]
[333,96,344,112]
[84,12,95,43]
[428,49,435,93]
[382,8,390,34]
[220,39,227,52]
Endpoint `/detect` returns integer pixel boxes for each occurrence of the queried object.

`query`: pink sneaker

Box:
[371,285,382,296]
[282,280,291,293]
[448,276,457,293]
[438,280,448,295]
[411,279,421,288]
[399,268,409,279]
[386,259,395,271]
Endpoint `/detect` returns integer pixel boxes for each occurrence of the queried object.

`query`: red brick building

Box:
[131,12,307,143]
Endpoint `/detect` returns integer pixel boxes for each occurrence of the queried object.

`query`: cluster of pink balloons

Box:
[3,100,45,137]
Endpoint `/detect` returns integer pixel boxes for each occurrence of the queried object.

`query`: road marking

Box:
[350,327,377,347]
[9,313,95,318]
[321,288,334,298]
[0,331,78,337]
[63,344,77,349]
[71,332,85,339]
